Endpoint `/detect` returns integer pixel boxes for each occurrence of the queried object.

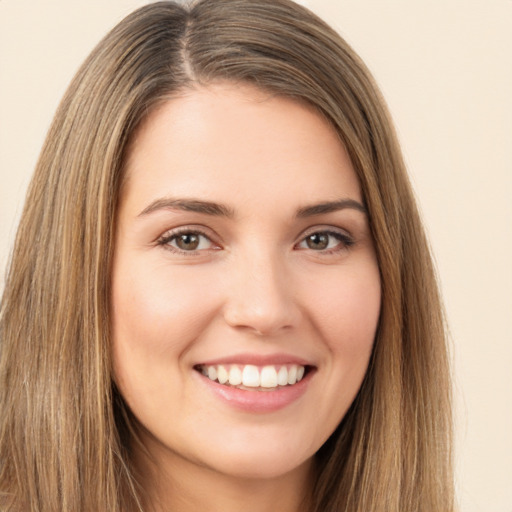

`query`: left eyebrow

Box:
[296,198,367,218]
[137,197,235,218]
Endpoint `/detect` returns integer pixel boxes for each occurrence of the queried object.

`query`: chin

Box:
[207,453,312,481]
[191,433,316,481]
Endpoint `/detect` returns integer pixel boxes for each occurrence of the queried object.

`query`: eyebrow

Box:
[137,197,367,219]
[296,198,367,218]
[138,198,235,218]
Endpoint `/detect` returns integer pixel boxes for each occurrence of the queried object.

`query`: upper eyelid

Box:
[298,225,353,239]
[297,230,353,244]
[157,225,217,242]
[161,230,212,242]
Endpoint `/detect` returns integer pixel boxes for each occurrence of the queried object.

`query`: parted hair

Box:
[0,1,453,510]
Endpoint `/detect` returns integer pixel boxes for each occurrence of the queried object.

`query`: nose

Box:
[222,250,300,337]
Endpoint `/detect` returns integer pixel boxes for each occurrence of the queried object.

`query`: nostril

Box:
[222,302,299,336]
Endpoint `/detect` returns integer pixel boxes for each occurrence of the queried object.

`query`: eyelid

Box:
[157,225,221,254]
[295,226,355,253]
[298,225,353,241]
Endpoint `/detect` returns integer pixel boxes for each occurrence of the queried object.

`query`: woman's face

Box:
[111,83,381,481]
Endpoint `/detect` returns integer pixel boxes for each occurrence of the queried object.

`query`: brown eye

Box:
[297,230,354,253]
[306,233,329,250]
[175,233,201,251]
[160,231,215,253]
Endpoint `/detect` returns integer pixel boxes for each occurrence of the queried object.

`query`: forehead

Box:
[122,82,361,214]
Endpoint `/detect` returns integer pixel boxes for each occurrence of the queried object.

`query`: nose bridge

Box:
[223,243,298,335]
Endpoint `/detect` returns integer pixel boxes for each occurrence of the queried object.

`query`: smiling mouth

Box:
[194,364,312,391]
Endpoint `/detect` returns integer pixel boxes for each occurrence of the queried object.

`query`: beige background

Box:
[1,1,511,510]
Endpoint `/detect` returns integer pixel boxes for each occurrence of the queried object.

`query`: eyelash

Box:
[157,227,354,256]
[157,227,217,254]
[297,229,354,255]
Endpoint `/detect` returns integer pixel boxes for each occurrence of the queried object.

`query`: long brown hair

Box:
[0,1,453,510]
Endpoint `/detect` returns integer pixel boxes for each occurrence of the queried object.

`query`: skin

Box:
[111,83,381,512]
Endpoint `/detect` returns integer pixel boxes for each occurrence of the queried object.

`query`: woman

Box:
[0,1,453,510]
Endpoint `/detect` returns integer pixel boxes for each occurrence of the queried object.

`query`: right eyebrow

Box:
[137,197,235,218]
[296,198,367,218]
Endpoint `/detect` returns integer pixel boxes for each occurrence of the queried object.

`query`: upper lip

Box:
[195,352,314,367]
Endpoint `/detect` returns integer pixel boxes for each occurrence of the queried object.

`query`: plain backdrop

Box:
[0,1,511,510]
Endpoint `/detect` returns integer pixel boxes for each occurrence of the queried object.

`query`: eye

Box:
[297,230,353,252]
[158,229,218,253]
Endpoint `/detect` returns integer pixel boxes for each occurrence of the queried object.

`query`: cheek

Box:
[304,263,381,401]
[110,261,220,396]
[112,262,216,348]
[313,266,380,417]
[308,265,381,349]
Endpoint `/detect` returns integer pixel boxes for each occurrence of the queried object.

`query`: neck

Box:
[133,440,314,512]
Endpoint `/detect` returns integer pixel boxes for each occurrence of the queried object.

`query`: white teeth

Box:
[277,366,288,386]
[199,363,307,389]
[207,366,217,381]
[287,365,297,385]
[228,366,243,386]
[242,365,260,387]
[260,366,278,388]
[217,365,229,384]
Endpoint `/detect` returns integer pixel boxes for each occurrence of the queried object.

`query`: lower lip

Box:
[195,370,314,413]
